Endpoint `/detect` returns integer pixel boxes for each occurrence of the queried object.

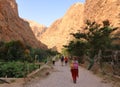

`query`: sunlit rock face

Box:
[84,0,120,31]
[40,0,120,52]
[84,0,120,44]
[26,20,47,40]
[40,3,84,52]
[0,0,47,49]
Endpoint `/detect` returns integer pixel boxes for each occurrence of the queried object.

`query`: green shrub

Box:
[0,62,39,78]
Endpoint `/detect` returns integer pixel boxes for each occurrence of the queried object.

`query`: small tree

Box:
[64,39,89,63]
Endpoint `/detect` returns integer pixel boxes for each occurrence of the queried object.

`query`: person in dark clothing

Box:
[52,57,56,65]
[61,56,64,66]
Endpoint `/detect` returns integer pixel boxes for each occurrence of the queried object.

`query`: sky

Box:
[16,0,85,27]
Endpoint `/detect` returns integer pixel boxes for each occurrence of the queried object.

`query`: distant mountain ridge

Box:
[26,20,47,40]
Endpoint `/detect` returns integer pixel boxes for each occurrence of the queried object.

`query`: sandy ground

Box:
[23,60,112,87]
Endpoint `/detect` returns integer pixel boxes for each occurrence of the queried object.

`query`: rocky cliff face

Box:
[84,0,120,44]
[40,3,84,51]
[40,0,120,52]
[0,0,47,49]
[27,20,47,40]
[84,0,120,32]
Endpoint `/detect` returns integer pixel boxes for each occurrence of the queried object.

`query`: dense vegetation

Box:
[0,40,59,78]
[0,61,39,78]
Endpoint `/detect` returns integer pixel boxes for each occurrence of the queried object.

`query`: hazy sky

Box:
[16,0,85,27]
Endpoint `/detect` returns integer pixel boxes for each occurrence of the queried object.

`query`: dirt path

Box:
[24,60,112,87]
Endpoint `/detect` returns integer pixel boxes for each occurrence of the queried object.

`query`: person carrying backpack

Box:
[70,57,79,83]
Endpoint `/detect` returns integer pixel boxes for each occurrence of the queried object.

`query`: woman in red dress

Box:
[70,58,79,83]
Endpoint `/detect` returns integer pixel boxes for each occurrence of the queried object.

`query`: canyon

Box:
[0,0,120,52]
[39,0,120,52]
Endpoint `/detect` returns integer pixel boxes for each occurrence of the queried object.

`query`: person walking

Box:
[52,57,56,65]
[70,57,79,83]
[60,56,64,66]
[64,56,68,65]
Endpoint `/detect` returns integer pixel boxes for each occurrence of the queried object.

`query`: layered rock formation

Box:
[0,0,47,49]
[40,3,84,51]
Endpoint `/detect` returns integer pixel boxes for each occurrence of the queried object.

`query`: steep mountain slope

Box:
[40,3,84,51]
[84,0,120,44]
[27,20,47,40]
[40,0,120,52]
[84,0,120,32]
[0,0,47,49]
